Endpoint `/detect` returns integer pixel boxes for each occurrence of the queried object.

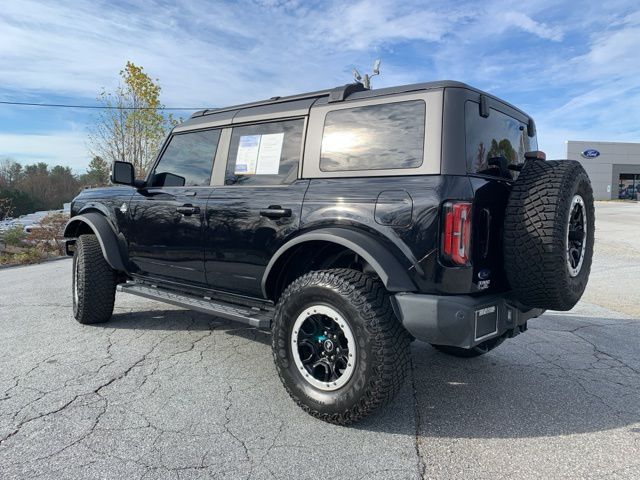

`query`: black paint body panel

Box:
[67,171,512,299]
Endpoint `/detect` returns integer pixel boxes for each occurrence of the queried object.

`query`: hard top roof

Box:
[181,80,530,128]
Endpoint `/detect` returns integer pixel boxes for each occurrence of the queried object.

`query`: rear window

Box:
[465,101,537,179]
[320,100,425,172]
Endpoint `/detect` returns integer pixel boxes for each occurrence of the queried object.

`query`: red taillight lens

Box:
[442,201,472,266]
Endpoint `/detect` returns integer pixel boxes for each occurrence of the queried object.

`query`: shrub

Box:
[27,212,68,255]
[2,225,26,247]
[0,248,43,265]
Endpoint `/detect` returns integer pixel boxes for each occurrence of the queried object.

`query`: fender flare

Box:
[262,227,417,298]
[63,212,127,272]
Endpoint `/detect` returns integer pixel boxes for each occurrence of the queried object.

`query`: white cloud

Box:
[0,131,89,172]
[311,0,468,50]
[0,0,638,171]
[501,11,564,41]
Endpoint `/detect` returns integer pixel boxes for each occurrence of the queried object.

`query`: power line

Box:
[0,100,207,110]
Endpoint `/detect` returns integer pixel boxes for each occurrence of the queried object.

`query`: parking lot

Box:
[1,201,639,479]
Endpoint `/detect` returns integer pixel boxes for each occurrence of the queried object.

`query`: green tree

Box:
[89,61,175,178]
[0,187,37,217]
[83,156,110,187]
[0,157,23,188]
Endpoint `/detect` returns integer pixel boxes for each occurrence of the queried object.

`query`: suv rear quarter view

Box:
[64,81,595,424]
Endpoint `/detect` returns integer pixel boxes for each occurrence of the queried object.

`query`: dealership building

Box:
[567,141,640,200]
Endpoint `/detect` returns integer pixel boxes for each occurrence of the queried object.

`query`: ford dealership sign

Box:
[581,149,600,158]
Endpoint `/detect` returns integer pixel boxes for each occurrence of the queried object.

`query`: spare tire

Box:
[503,159,594,311]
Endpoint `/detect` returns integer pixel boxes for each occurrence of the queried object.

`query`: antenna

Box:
[352,59,381,89]
[373,59,381,75]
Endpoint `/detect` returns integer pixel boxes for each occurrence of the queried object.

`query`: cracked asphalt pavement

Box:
[1,202,639,479]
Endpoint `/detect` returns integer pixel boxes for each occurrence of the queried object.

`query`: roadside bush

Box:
[27,212,68,256]
[0,248,43,265]
[2,225,26,247]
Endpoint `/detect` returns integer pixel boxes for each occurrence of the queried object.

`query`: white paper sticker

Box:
[256,133,284,175]
[235,135,261,175]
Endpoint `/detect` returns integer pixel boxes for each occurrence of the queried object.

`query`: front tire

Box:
[72,234,117,324]
[272,269,410,425]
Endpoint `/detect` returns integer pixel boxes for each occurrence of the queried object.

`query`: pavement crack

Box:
[410,354,427,480]
[222,384,251,466]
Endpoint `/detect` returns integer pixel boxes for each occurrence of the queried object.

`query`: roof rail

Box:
[190,83,369,118]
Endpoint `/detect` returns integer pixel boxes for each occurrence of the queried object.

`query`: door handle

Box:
[260,206,292,219]
[176,204,200,216]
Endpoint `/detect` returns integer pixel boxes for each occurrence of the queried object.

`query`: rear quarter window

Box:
[320,100,425,172]
[465,101,537,179]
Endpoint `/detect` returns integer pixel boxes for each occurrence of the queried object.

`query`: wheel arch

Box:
[262,227,417,301]
[63,212,127,272]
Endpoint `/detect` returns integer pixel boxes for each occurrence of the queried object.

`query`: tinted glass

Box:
[151,129,220,187]
[465,101,537,179]
[225,119,304,186]
[320,100,425,172]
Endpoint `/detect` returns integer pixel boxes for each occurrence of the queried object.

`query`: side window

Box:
[465,101,537,179]
[151,129,221,187]
[320,100,425,172]
[225,119,304,186]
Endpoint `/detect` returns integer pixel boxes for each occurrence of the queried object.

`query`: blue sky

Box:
[0,0,639,173]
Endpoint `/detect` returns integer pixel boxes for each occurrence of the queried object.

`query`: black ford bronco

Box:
[64,81,595,424]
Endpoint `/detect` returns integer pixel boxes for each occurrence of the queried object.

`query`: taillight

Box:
[442,201,472,266]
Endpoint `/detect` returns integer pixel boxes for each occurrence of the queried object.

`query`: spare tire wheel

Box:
[503,159,594,311]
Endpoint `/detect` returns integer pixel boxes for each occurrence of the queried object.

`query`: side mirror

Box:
[111,161,135,185]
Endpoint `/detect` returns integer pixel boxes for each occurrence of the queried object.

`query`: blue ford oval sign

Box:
[581,149,600,158]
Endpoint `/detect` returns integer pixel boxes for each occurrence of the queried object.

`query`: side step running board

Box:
[117,283,272,328]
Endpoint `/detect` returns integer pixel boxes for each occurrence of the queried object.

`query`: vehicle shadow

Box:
[357,313,640,439]
[107,308,271,346]
[104,307,639,439]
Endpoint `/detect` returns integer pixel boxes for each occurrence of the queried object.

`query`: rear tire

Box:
[72,234,117,324]
[503,160,594,311]
[272,269,410,425]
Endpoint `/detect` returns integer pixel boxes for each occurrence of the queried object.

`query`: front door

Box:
[205,118,308,297]
[127,128,222,286]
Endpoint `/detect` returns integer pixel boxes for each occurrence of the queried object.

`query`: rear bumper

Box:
[391,292,544,348]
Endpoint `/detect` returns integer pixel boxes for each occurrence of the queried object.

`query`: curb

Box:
[0,255,70,271]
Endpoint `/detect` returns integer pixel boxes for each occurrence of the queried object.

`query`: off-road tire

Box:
[431,335,505,358]
[503,160,594,311]
[72,234,117,324]
[272,269,411,425]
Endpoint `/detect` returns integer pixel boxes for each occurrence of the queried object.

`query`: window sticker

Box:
[235,132,284,175]
[235,135,261,175]
[256,133,284,175]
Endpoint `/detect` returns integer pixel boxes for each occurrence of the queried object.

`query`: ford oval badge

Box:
[478,269,491,280]
[581,149,600,158]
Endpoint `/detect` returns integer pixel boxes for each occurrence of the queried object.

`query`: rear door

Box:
[205,118,308,297]
[464,99,537,292]
[127,129,221,286]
